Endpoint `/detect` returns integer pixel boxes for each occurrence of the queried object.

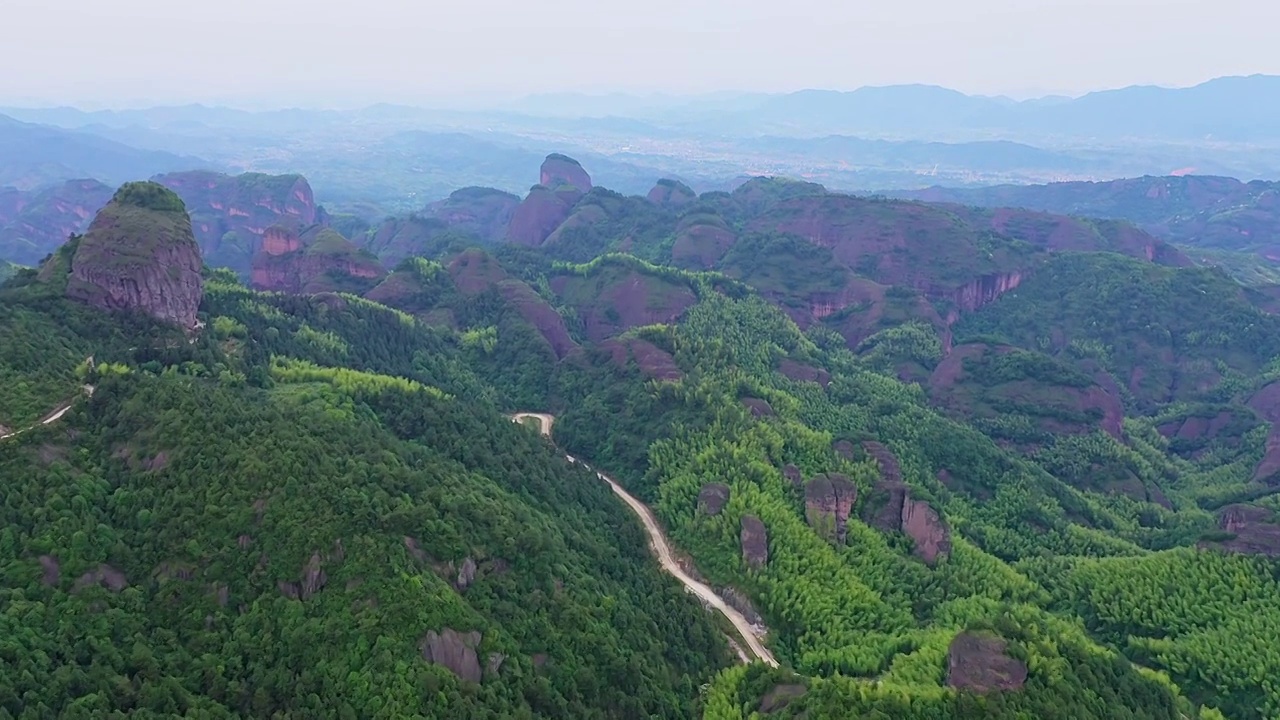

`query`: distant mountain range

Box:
[0,113,212,190]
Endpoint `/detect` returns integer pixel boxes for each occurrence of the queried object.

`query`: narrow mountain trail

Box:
[511,412,780,668]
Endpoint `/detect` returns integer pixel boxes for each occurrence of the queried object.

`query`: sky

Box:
[4,0,1278,108]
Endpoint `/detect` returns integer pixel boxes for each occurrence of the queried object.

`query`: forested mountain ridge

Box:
[3,153,1280,718]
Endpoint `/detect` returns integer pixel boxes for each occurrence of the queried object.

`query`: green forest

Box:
[3,172,1280,719]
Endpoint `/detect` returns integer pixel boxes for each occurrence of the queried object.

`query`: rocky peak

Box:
[62,181,203,329]
[540,153,592,194]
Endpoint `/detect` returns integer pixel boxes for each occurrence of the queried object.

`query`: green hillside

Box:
[3,169,1280,719]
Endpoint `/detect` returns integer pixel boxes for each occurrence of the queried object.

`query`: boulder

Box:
[741,397,775,418]
[420,628,483,683]
[778,359,831,388]
[698,483,731,516]
[782,464,803,487]
[860,481,909,533]
[946,632,1028,693]
[456,556,477,590]
[740,515,769,570]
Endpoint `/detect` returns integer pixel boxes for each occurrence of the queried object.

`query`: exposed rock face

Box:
[946,632,1028,693]
[540,153,592,194]
[698,483,731,516]
[420,628,483,683]
[832,439,857,460]
[1253,425,1280,484]
[600,337,682,380]
[860,440,952,564]
[718,586,764,626]
[38,555,60,587]
[778,359,831,388]
[486,653,506,678]
[0,179,114,266]
[902,498,952,564]
[506,185,577,247]
[759,684,808,713]
[250,226,386,294]
[456,557,477,590]
[648,179,696,208]
[156,170,317,276]
[1213,504,1280,556]
[805,473,858,545]
[549,265,698,342]
[63,182,203,329]
[1248,381,1280,422]
[73,564,128,593]
[740,515,769,569]
[951,272,1023,312]
[741,397,775,418]
[782,464,803,487]
[279,551,330,601]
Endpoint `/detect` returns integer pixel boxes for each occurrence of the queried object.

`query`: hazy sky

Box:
[5,0,1277,107]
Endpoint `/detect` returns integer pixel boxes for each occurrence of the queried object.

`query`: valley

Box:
[2,123,1280,720]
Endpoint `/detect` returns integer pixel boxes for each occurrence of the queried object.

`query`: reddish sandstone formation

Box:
[506,185,578,246]
[1213,505,1280,556]
[778,359,832,387]
[860,441,951,564]
[250,226,385,294]
[740,515,769,569]
[946,632,1028,693]
[63,182,203,329]
[741,398,775,418]
[73,564,128,593]
[550,265,698,342]
[156,170,317,276]
[600,337,682,380]
[445,249,579,359]
[902,498,952,564]
[698,483,731,516]
[540,153,592,194]
[804,473,858,545]
[0,179,114,266]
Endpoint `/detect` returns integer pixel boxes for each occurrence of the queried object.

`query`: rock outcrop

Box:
[250,225,385,294]
[540,153,592,194]
[600,337,682,380]
[63,181,203,329]
[278,551,329,601]
[804,473,858,545]
[740,515,769,569]
[698,483,731,516]
[946,632,1028,693]
[38,555,60,587]
[778,359,831,388]
[445,249,578,359]
[156,170,317,276]
[648,178,696,208]
[420,628,483,682]
[73,564,128,593]
[860,441,951,564]
[506,185,578,247]
[782,464,803,487]
[741,397,775,418]
[0,179,114,266]
[1212,504,1280,556]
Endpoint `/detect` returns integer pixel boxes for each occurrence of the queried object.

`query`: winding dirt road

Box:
[512,412,779,668]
